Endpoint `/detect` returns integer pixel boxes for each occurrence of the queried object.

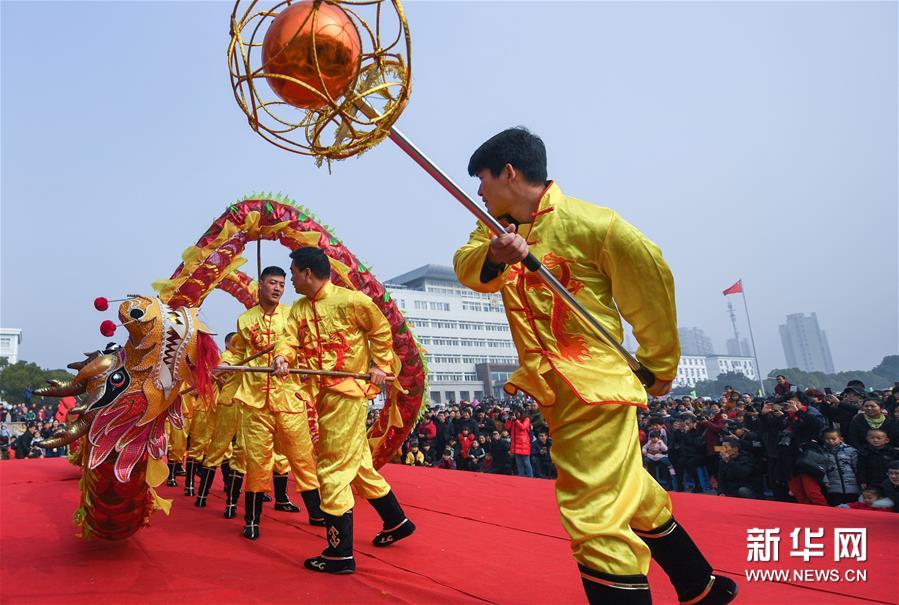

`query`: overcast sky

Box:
[1,1,896,376]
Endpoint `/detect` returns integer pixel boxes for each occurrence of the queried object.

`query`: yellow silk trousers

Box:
[315,390,390,516]
[166,421,187,462]
[241,404,319,493]
[203,403,245,474]
[187,408,215,462]
[543,373,672,576]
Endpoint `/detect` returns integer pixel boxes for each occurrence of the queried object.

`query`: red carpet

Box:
[1,459,896,604]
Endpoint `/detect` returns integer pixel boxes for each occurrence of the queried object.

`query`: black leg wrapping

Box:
[194,466,215,507]
[301,489,326,526]
[273,473,301,512]
[636,517,738,604]
[184,459,197,496]
[221,460,232,494]
[579,565,652,605]
[304,511,355,574]
[225,471,243,518]
[242,491,264,540]
[369,490,416,547]
[166,462,178,487]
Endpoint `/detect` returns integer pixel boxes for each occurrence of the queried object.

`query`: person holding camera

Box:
[505,406,533,477]
[761,394,827,505]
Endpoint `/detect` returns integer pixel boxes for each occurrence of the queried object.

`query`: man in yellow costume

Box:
[273,247,415,575]
[454,128,737,605]
[182,391,215,497]
[218,266,323,540]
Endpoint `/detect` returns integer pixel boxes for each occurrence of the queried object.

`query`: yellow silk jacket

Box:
[277,281,400,401]
[231,304,303,412]
[454,182,679,408]
[216,349,241,406]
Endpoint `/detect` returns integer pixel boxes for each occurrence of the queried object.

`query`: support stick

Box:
[355,102,655,387]
[180,343,277,396]
[215,365,395,382]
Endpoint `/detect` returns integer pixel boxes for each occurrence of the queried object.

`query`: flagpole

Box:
[740,285,766,395]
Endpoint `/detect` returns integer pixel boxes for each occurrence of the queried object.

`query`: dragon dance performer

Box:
[165,422,187,487]
[182,391,216,497]
[195,333,247,516]
[454,128,737,605]
[228,266,322,540]
[273,247,415,575]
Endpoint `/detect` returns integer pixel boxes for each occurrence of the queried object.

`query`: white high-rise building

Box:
[779,313,835,374]
[386,265,518,404]
[0,329,22,364]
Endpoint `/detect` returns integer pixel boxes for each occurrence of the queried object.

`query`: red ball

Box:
[100,320,117,337]
[94,297,109,311]
[262,0,362,109]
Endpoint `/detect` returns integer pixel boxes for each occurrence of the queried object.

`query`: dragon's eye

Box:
[129,308,145,320]
[110,372,126,387]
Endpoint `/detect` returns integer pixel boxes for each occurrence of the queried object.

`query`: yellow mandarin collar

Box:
[518,181,560,239]
[311,281,334,302]
[256,304,281,318]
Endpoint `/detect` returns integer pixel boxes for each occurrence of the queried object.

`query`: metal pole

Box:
[378,119,655,387]
[740,287,766,396]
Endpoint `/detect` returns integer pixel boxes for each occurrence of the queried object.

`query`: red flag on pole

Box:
[723,280,743,296]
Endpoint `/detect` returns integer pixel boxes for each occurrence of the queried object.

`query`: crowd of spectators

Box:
[377,397,557,479]
[389,378,899,512]
[0,400,66,460]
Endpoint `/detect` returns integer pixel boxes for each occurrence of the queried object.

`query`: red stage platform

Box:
[1,459,896,604]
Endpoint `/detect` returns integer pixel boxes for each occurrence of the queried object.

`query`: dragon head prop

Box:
[36,296,218,482]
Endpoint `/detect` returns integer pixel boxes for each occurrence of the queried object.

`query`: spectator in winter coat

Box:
[416,417,437,447]
[821,428,860,506]
[773,375,791,396]
[763,396,827,506]
[437,448,457,470]
[837,486,895,513]
[716,438,760,498]
[505,408,533,477]
[857,429,899,489]
[468,439,486,471]
[487,430,511,475]
[404,441,427,466]
[643,431,675,489]
[531,430,555,479]
[847,398,898,450]
[674,416,707,493]
[879,462,899,511]
[699,409,727,477]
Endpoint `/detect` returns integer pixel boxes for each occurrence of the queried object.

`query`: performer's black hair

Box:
[260,266,286,279]
[467,126,548,185]
[224,332,237,343]
[289,247,331,279]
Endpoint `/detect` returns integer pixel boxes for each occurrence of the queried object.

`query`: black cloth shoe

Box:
[301,489,326,526]
[184,459,197,497]
[636,517,738,605]
[174,462,186,476]
[273,473,301,512]
[579,565,651,604]
[304,511,355,574]
[225,471,243,519]
[262,493,272,503]
[242,492,264,540]
[166,462,178,487]
[194,466,215,508]
[368,491,415,547]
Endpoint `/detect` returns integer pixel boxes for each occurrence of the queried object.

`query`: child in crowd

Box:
[857,429,899,489]
[437,447,457,470]
[821,428,860,506]
[642,431,676,489]
[404,441,426,467]
[837,486,895,512]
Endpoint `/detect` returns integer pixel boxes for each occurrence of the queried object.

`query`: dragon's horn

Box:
[35,411,96,449]
[67,351,102,371]
[34,379,86,398]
